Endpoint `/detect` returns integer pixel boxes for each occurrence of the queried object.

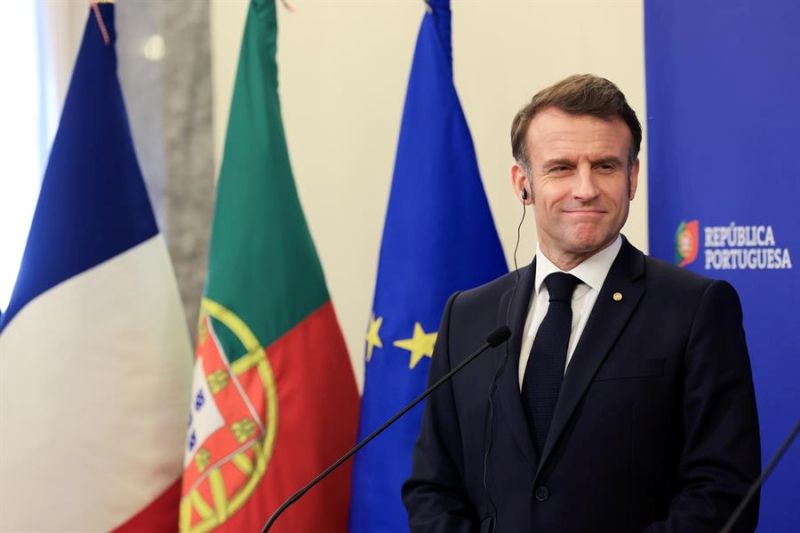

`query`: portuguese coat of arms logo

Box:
[675,219,699,267]
[180,299,278,532]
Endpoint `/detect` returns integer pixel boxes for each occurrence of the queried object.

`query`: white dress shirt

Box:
[518,236,623,389]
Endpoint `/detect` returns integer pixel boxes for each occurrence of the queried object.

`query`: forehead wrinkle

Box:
[525,109,632,168]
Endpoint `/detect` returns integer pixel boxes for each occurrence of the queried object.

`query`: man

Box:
[402,74,760,532]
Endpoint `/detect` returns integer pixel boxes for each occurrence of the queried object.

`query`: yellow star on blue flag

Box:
[365,314,383,362]
[394,322,436,369]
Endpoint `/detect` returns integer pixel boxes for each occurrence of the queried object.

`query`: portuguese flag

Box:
[179,1,359,531]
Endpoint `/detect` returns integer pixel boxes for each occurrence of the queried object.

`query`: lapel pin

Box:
[612,292,623,302]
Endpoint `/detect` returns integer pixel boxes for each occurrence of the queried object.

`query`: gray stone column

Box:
[160,1,214,340]
[117,1,214,342]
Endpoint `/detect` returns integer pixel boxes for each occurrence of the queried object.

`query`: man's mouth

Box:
[563,209,607,216]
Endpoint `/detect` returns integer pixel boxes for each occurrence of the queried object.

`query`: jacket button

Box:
[534,486,550,502]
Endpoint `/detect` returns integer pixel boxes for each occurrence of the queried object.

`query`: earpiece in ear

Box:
[521,189,528,200]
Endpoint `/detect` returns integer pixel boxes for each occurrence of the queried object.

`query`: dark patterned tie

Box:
[523,272,581,452]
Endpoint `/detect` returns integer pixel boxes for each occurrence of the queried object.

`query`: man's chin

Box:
[565,233,616,256]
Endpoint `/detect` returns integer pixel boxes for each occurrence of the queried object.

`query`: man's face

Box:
[511,107,638,267]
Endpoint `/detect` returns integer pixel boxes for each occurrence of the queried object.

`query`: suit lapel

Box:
[536,240,646,475]
[495,260,538,468]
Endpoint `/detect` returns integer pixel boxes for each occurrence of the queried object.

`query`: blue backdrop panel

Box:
[646,1,799,531]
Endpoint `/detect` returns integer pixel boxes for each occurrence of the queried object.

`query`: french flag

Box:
[0,4,192,531]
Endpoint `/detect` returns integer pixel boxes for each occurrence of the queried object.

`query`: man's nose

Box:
[573,164,600,200]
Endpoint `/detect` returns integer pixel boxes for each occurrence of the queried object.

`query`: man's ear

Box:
[628,158,640,200]
[511,163,532,204]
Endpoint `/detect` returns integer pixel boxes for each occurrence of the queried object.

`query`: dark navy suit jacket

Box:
[402,239,760,532]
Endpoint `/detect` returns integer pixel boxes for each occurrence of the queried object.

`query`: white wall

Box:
[0,1,85,311]
[210,0,647,391]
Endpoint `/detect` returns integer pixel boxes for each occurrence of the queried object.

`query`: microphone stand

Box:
[261,325,512,532]
[719,419,799,533]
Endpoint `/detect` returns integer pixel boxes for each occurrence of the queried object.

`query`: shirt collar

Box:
[534,235,623,294]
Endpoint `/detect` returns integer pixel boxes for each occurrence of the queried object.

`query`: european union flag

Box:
[349,1,507,531]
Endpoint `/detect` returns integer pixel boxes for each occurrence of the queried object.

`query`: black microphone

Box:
[261,325,512,532]
[719,419,800,533]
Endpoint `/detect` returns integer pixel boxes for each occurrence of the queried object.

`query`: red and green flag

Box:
[180,1,359,531]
